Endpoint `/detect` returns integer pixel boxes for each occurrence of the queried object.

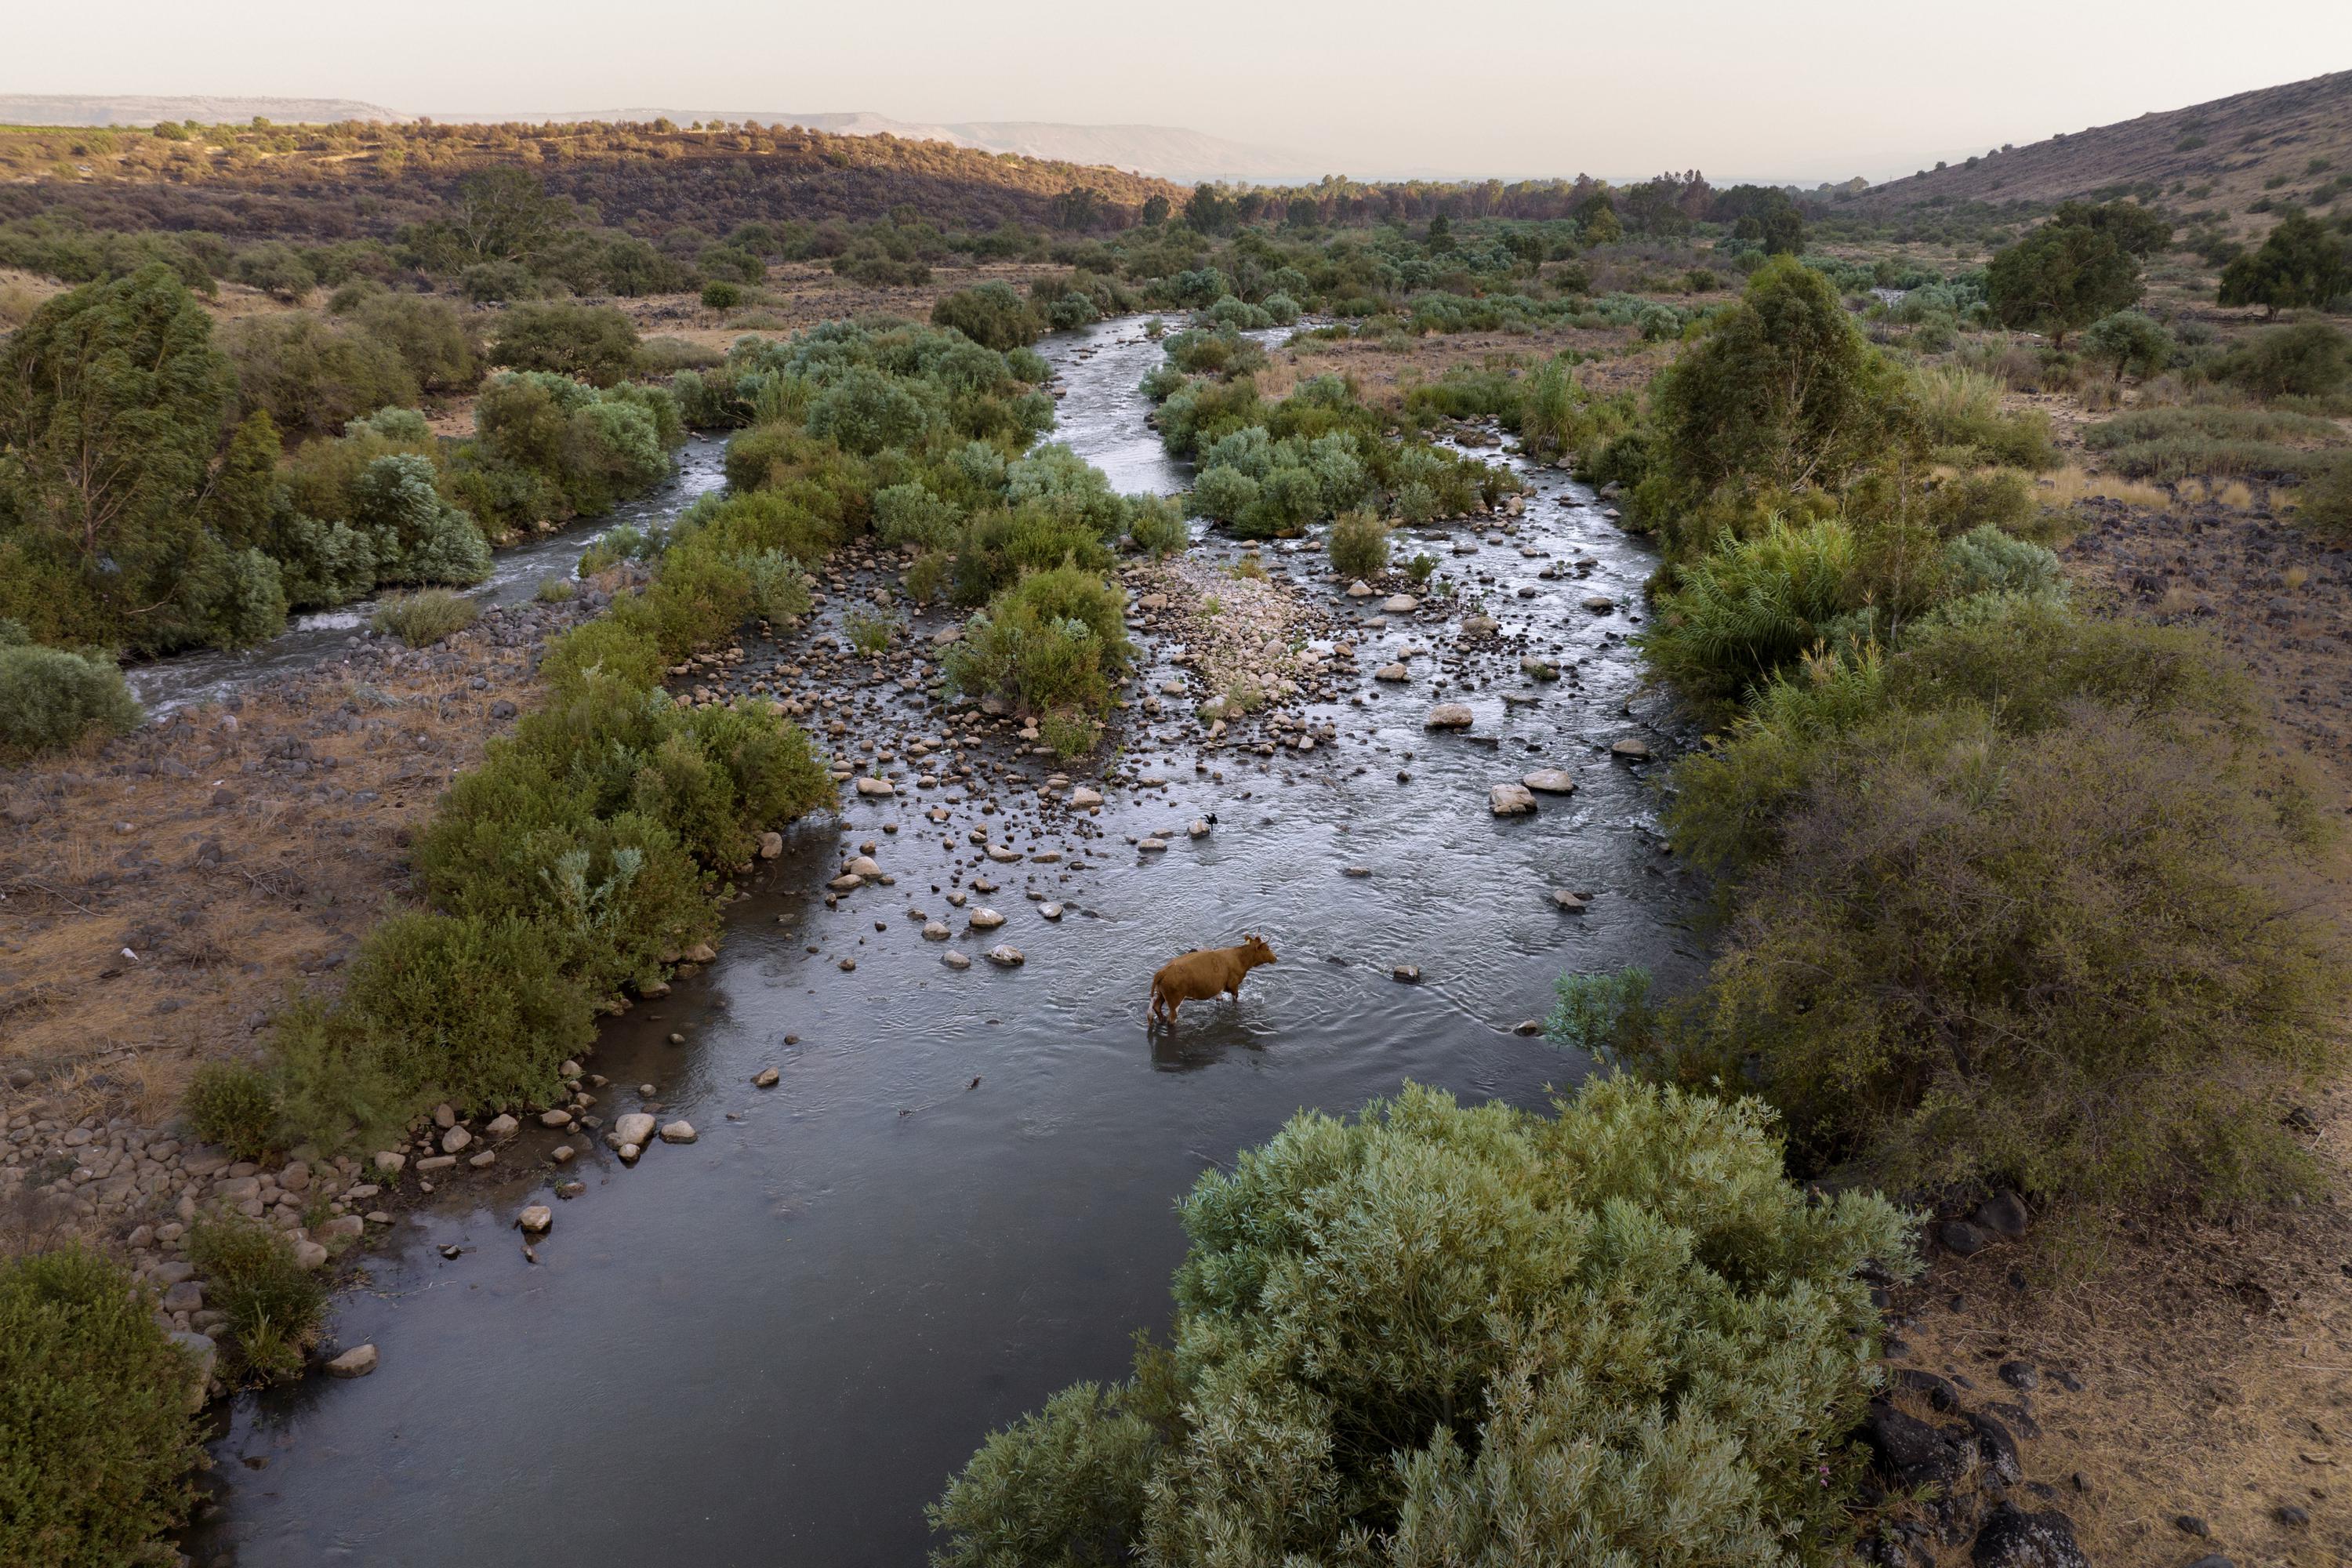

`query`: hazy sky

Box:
[12,0,2351,180]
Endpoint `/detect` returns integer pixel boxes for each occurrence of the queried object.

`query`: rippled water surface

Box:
[183,319,1700,1566]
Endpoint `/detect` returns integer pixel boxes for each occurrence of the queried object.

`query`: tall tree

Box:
[1986,220,2141,347]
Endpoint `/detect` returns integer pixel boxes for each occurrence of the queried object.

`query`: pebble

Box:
[613,1112,657,1148]
[659,1120,697,1144]
[1392,965,1422,983]
[754,1067,780,1088]
[1523,769,1577,794]
[969,906,1006,929]
[1425,702,1474,729]
[1609,737,1653,760]
[1489,782,1537,816]
[517,1205,553,1234]
[987,944,1026,967]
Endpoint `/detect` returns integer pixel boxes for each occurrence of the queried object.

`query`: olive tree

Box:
[2220,212,2352,318]
[1986,219,2141,346]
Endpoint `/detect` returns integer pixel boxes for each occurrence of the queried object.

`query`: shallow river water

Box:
[181,318,1701,1566]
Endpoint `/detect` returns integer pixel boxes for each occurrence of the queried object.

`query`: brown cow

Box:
[1148,934,1278,1029]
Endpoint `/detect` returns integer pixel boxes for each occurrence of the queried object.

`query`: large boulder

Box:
[1425,703,1474,730]
[1970,1503,2089,1567]
[1489,783,1537,816]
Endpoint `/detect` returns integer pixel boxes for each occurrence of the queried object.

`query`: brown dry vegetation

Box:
[0,622,557,1120]
[0,118,1189,239]
[1857,67,2352,238]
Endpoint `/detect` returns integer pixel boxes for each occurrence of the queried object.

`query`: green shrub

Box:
[335,910,595,1116]
[2292,460,2352,543]
[0,644,141,759]
[186,1215,327,1384]
[346,292,481,396]
[700,280,744,310]
[1639,517,1859,706]
[1943,524,2063,599]
[0,1247,203,1568]
[844,609,895,655]
[2209,321,2350,399]
[1647,702,2342,1207]
[222,311,419,441]
[2078,310,2172,383]
[534,575,575,603]
[931,281,1042,350]
[539,612,665,695]
[739,550,811,624]
[1924,467,2038,538]
[1911,365,2057,469]
[946,566,1134,717]
[1327,507,1390,578]
[951,506,1113,604]
[181,1061,280,1160]
[371,588,481,645]
[488,302,642,387]
[1126,495,1189,557]
[932,1076,1915,1568]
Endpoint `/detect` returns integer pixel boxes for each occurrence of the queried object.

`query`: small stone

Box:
[1374,663,1408,681]
[1550,889,1589,912]
[292,1240,328,1270]
[1392,964,1421,983]
[1381,593,1418,613]
[1345,579,1376,598]
[517,1205,553,1234]
[538,1109,572,1128]
[1489,782,1537,816]
[1610,737,1653,760]
[1188,819,1210,838]
[1975,1189,2031,1239]
[758,831,783,858]
[325,1343,379,1378]
[372,1151,406,1174]
[659,1120,697,1144]
[1999,1360,2040,1392]
[1040,903,1063,920]
[923,920,951,940]
[485,1113,519,1138]
[987,944,1025,967]
[1424,702,1474,729]
[1069,786,1103,808]
[613,1112,656,1148]
[855,776,895,797]
[969,906,1006,929]
[1581,594,1616,612]
[1138,837,1168,852]
[1522,769,1577,794]
[551,1145,576,1164]
[942,950,971,970]
[1940,1219,1991,1256]
[440,1127,472,1155]
[754,1067,780,1088]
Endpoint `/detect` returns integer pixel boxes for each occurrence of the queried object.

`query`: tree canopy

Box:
[2219,212,2352,318]
[1985,218,2142,346]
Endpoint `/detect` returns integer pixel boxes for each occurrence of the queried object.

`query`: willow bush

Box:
[932,1078,1914,1568]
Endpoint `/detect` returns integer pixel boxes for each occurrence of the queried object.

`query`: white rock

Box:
[1069,786,1103,808]
[1490,783,1537,816]
[1345,579,1376,598]
[1425,703,1474,729]
[1523,769,1577,794]
[942,950,971,970]
[1381,594,1419,614]
[1374,663,1408,681]
[539,1108,573,1127]
[969,906,1006,929]
[1552,889,1590,912]
[758,831,783,858]
[440,1127,472,1155]
[613,1112,657,1148]
[847,855,883,878]
[372,1151,406,1174]
[1040,902,1063,920]
[923,920,951,940]
[517,1205,553,1234]
[325,1343,379,1378]
[1610,737,1653,760]
[1189,819,1210,837]
[485,1113,519,1138]
[659,1120,697,1145]
[293,1240,328,1270]
[855,777,895,797]
[1138,837,1168,852]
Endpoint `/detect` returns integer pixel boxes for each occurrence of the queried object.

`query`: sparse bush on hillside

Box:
[931,1077,1915,1568]
[931,281,1042,350]
[2209,321,2350,400]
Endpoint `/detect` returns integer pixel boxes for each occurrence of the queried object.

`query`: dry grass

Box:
[0,627,543,1117]
[2038,465,2172,510]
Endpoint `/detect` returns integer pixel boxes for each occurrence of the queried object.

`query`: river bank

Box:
[134,318,1704,1565]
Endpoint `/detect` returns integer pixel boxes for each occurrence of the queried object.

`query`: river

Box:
[179,316,1701,1566]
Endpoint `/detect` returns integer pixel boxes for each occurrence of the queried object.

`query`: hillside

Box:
[0,118,1189,240]
[1857,68,2352,233]
[0,93,400,126]
[425,110,1318,183]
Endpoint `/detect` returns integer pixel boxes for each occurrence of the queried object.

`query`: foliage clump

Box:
[186,1215,328,1383]
[0,1247,205,1568]
[931,1077,1915,1568]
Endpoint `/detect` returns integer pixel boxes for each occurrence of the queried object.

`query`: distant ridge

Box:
[0,93,400,126]
[426,109,1321,184]
[1859,68,2352,230]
